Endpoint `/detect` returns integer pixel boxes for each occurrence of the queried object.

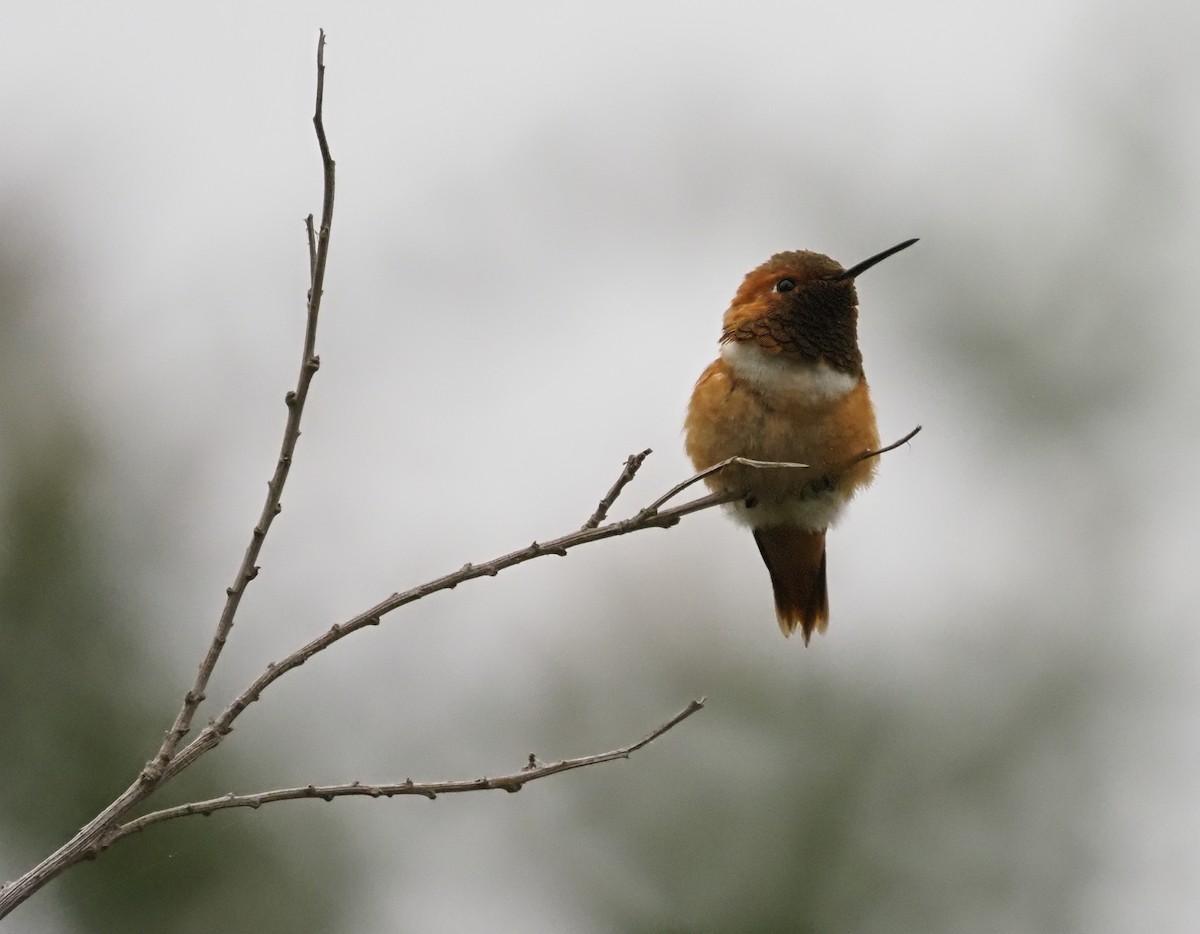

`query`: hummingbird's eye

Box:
[774,278,796,293]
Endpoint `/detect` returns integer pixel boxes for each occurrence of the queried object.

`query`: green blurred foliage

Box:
[0,211,357,933]
[541,647,1096,934]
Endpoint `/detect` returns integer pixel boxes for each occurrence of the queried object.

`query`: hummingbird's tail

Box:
[752,527,829,643]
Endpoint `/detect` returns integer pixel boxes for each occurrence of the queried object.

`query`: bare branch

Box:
[0,32,338,923]
[582,448,652,529]
[158,427,920,782]
[146,31,337,780]
[104,700,704,847]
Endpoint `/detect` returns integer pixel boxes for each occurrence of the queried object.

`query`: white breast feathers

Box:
[721,340,858,404]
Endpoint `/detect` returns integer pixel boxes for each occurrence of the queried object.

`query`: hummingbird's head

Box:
[727,250,858,324]
[720,239,917,373]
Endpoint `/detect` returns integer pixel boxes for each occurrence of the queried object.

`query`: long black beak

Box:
[831,238,918,281]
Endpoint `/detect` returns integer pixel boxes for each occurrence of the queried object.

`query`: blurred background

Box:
[2,1,1197,931]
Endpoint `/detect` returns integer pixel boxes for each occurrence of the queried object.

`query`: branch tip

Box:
[102,699,703,842]
[582,448,654,529]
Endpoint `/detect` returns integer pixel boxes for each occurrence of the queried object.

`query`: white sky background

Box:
[5,0,1200,931]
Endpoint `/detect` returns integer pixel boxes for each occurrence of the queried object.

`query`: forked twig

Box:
[583,448,653,529]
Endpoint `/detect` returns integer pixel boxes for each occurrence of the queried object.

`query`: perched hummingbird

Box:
[684,239,917,643]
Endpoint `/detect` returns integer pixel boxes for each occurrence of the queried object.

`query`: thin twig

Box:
[639,425,923,519]
[104,699,704,847]
[850,424,922,464]
[582,448,652,529]
[0,32,338,924]
[146,31,336,780]
[636,454,811,518]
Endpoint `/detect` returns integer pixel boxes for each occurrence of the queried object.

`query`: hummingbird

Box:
[684,238,917,643]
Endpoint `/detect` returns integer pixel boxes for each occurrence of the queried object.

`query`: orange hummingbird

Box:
[684,239,917,643]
